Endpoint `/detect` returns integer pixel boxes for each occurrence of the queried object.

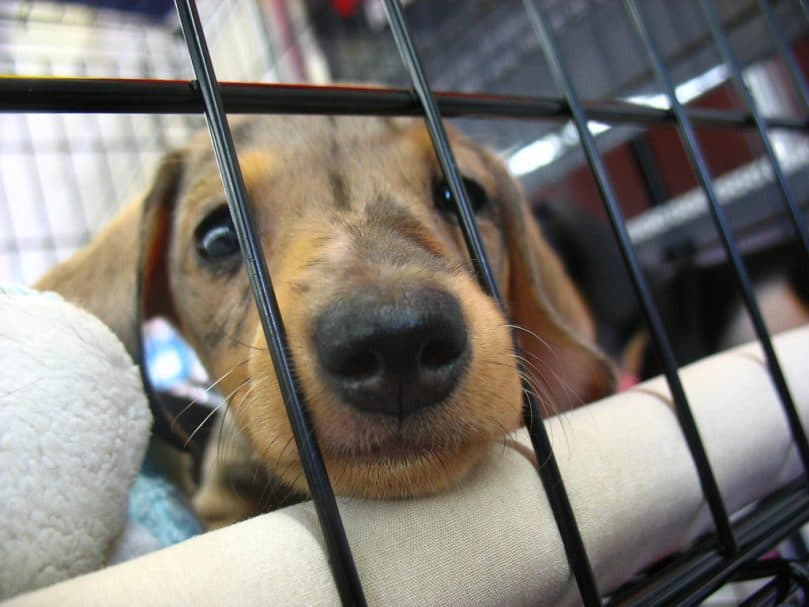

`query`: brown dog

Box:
[36,115,613,528]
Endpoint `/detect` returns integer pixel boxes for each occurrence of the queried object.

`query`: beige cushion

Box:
[6,327,808,607]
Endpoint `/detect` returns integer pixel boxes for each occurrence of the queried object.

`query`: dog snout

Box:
[314,287,469,419]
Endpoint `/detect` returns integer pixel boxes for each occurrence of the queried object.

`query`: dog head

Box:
[39,115,613,503]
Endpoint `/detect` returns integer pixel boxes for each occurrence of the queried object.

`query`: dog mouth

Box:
[328,435,454,464]
[248,354,516,498]
[308,424,491,499]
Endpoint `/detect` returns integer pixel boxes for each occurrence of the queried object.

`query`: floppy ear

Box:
[136,152,184,335]
[36,152,205,451]
[495,171,615,414]
[35,153,184,357]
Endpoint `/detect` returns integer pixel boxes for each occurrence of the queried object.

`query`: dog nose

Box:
[314,287,469,419]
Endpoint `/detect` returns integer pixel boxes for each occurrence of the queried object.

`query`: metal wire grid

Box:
[2,0,809,605]
[309,0,809,181]
[0,3,198,284]
[0,0,298,283]
[3,1,808,285]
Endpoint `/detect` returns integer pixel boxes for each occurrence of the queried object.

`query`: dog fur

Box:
[36,115,614,528]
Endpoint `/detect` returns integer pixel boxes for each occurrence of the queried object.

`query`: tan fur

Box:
[36,198,142,354]
[36,115,614,528]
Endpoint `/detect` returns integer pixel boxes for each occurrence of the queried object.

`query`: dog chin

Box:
[277,435,493,500]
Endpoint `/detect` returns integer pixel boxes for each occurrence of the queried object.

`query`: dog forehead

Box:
[176,114,500,213]
[183,115,424,161]
[178,116,436,200]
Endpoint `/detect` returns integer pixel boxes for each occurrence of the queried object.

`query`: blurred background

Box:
[1,0,808,379]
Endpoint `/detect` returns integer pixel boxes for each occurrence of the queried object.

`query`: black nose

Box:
[314,287,469,419]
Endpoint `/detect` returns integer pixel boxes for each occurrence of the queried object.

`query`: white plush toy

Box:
[0,287,153,600]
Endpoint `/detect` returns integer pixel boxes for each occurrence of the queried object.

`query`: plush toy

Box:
[0,286,199,600]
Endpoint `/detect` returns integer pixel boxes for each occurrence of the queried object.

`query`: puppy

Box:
[36,115,613,528]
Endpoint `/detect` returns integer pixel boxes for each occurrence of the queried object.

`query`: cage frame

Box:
[2,0,809,605]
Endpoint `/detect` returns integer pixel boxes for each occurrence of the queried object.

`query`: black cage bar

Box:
[382,0,602,603]
[2,77,809,130]
[2,0,809,605]
[626,0,809,491]
[172,1,367,605]
[524,0,740,564]
[700,0,809,271]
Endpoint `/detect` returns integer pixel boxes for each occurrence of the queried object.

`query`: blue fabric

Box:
[128,451,202,548]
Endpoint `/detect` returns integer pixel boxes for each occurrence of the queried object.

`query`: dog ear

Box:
[495,171,615,414]
[136,152,184,334]
[35,152,184,357]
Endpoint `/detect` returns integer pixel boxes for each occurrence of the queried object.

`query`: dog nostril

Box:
[314,287,470,417]
[419,336,464,370]
[333,350,381,381]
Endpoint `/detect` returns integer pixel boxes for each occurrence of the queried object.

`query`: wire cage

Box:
[2,0,809,605]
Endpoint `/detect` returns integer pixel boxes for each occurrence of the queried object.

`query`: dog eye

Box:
[432,177,489,215]
[194,205,241,261]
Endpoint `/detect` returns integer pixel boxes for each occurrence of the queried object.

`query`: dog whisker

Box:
[259,434,284,461]
[466,363,575,464]
[210,319,268,352]
[225,335,267,352]
[480,345,554,401]
[233,377,265,411]
[238,436,296,507]
[506,321,592,408]
[222,376,253,406]
[482,356,555,417]
[504,323,559,362]
[214,403,236,469]
[511,358,552,402]
[509,336,591,412]
[256,470,285,511]
[184,402,224,448]
[509,365,576,460]
[207,377,253,460]
[170,357,254,434]
[252,459,276,493]
[272,436,297,479]
[185,373,252,448]
[510,351,553,392]
[282,472,305,505]
[254,434,285,491]
[510,352,574,417]
[208,357,253,390]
